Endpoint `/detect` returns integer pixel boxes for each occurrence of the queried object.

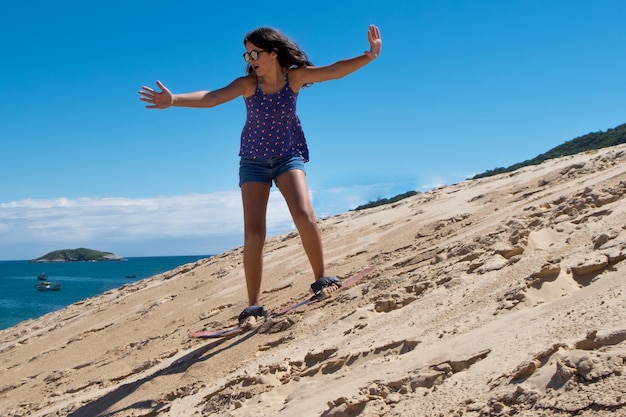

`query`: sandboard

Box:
[272,266,375,317]
[189,266,375,339]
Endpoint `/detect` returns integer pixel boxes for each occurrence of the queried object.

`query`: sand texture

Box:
[1,145,625,416]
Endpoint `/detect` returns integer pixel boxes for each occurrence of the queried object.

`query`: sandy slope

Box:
[1,145,625,417]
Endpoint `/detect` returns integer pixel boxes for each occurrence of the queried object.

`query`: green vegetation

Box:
[354,122,626,211]
[31,248,123,263]
[472,123,626,179]
[353,191,418,211]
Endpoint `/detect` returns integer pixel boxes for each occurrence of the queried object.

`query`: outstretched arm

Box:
[139,77,253,109]
[291,25,382,89]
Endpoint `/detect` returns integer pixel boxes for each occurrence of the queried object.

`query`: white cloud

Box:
[0,182,403,260]
[0,191,294,260]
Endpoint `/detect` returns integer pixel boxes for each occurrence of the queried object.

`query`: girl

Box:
[139,25,381,328]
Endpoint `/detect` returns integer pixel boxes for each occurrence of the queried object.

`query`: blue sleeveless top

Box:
[239,75,309,162]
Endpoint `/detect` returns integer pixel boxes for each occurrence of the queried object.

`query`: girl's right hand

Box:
[139,80,173,109]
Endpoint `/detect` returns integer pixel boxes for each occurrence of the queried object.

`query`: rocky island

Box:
[30,248,124,263]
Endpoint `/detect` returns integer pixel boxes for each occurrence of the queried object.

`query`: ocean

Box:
[0,255,209,331]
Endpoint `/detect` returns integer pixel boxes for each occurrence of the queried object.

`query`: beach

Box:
[1,144,624,417]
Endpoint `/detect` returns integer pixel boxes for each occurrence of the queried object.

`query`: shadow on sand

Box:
[67,329,259,417]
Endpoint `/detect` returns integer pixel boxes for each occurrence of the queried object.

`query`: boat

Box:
[125,274,136,279]
[37,273,48,281]
[36,281,61,291]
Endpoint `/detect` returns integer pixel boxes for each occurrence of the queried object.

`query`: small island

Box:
[31,248,125,263]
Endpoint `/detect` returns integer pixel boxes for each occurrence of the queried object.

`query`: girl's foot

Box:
[311,276,342,299]
[238,306,267,329]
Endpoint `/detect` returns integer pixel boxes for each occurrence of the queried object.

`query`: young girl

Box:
[139,25,381,328]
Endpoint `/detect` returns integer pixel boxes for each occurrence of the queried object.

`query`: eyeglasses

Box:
[243,50,267,63]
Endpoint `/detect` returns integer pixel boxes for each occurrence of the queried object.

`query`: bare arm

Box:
[139,76,255,109]
[290,25,382,90]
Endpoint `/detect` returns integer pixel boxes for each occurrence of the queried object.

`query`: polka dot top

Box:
[239,75,309,162]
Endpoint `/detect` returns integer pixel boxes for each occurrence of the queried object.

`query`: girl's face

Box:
[244,42,275,76]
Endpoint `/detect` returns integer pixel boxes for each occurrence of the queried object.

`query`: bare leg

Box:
[275,169,326,281]
[241,182,271,307]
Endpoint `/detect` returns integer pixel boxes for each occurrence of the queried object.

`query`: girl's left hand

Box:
[365,25,382,60]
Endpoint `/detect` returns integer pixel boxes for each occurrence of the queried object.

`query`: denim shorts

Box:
[239,154,306,186]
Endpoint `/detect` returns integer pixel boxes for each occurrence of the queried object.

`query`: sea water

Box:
[0,255,209,330]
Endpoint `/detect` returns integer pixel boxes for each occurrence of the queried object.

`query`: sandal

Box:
[238,306,268,327]
[310,276,342,297]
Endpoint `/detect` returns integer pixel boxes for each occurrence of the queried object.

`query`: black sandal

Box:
[310,276,342,296]
[238,306,268,325]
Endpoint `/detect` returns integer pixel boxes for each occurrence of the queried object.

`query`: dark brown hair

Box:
[243,27,313,75]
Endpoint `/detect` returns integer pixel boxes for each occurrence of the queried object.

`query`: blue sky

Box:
[1,1,625,260]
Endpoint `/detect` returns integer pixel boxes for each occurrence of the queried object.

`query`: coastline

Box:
[0,255,209,331]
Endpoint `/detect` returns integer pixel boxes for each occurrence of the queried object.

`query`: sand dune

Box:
[1,145,625,417]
